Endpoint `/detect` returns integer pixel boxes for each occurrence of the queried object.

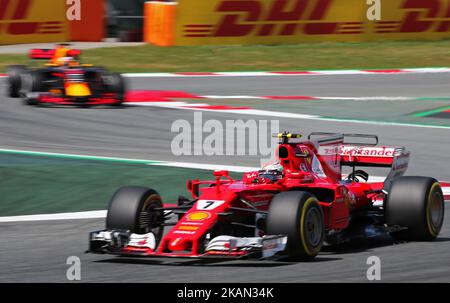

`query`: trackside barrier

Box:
[69,0,105,42]
[144,0,450,46]
[0,0,105,45]
[144,2,177,46]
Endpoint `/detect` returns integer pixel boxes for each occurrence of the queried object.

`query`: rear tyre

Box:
[106,186,164,243]
[386,176,445,241]
[6,65,28,98]
[266,191,325,260]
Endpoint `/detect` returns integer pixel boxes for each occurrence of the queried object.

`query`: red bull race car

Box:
[6,47,126,107]
[89,132,445,260]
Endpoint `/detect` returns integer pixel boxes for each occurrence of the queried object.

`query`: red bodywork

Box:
[29,48,81,60]
[107,133,409,258]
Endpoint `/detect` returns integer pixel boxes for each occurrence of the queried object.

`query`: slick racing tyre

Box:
[21,71,46,106]
[267,191,325,261]
[6,65,28,98]
[106,186,164,243]
[386,176,445,241]
[103,72,126,105]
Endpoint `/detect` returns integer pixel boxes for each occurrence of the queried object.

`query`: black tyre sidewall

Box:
[386,176,445,240]
[106,186,163,236]
[103,73,126,103]
[6,65,28,98]
[267,191,325,260]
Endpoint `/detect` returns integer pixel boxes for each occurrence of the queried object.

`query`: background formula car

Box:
[89,132,445,261]
[6,48,126,107]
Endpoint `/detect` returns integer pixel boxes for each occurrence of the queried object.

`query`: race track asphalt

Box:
[0,73,449,282]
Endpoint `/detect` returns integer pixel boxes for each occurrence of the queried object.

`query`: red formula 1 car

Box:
[89,132,445,260]
[6,48,126,107]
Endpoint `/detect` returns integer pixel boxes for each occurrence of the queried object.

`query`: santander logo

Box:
[340,146,396,158]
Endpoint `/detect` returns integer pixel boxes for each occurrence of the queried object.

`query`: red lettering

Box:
[303,0,337,35]
[436,4,450,32]
[0,0,10,20]
[8,22,38,34]
[215,1,261,37]
[260,0,307,36]
[267,0,307,21]
[399,0,440,33]
[12,0,32,20]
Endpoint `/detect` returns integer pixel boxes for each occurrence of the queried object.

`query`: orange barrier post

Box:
[144,1,177,46]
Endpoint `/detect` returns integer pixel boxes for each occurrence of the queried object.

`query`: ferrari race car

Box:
[6,48,126,107]
[89,132,445,260]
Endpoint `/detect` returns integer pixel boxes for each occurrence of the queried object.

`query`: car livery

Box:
[6,48,126,107]
[88,132,445,260]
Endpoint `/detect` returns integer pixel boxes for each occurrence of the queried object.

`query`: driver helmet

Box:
[56,56,77,67]
[258,161,283,182]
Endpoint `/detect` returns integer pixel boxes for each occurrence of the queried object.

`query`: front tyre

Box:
[103,72,126,106]
[21,71,47,106]
[266,191,325,260]
[386,176,445,241]
[6,65,28,98]
[106,186,164,244]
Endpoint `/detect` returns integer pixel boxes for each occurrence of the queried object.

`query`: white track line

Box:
[3,68,450,80]
[121,68,450,78]
[200,96,420,101]
[150,162,258,173]
[0,210,107,223]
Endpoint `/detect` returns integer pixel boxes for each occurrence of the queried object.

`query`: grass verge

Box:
[0,153,241,216]
[1,40,450,72]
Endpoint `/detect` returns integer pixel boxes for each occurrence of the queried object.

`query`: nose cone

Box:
[168,238,190,251]
[66,83,91,97]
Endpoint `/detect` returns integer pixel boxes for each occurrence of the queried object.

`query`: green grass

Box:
[0,153,242,216]
[2,40,450,72]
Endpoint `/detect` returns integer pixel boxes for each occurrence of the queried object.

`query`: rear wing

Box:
[28,49,81,60]
[340,145,407,167]
[308,132,405,167]
[308,132,410,189]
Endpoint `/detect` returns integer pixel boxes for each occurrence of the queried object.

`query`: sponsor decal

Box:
[174,0,450,45]
[392,153,410,171]
[186,211,211,221]
[127,233,156,249]
[173,230,196,235]
[340,146,395,157]
[178,225,200,231]
[196,200,226,210]
[0,0,68,44]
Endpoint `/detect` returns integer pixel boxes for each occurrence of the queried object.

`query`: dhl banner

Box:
[0,0,104,45]
[0,0,69,45]
[145,0,450,46]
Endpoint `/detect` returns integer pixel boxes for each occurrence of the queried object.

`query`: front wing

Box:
[88,229,288,260]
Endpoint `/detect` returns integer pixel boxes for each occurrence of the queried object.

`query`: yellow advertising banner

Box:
[171,0,450,45]
[0,0,69,45]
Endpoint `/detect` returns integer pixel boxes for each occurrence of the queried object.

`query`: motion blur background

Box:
[1,0,450,282]
[4,0,450,45]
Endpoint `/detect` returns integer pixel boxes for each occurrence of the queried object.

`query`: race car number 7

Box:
[197,200,225,210]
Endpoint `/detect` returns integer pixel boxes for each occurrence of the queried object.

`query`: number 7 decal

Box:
[197,200,226,210]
